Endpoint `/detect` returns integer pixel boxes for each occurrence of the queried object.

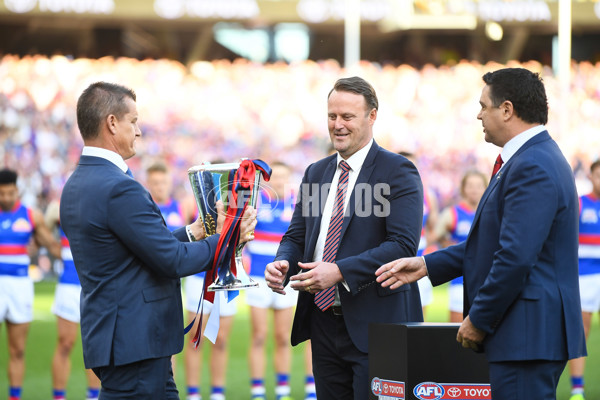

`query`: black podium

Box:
[369,323,490,400]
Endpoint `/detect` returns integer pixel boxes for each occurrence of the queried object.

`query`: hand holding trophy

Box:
[188,199,257,243]
[188,159,271,291]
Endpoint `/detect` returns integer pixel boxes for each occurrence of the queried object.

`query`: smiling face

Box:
[327,90,376,159]
[112,97,141,160]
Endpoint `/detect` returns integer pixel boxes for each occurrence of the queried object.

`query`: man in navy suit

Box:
[60,82,256,399]
[265,76,424,399]
[376,68,587,399]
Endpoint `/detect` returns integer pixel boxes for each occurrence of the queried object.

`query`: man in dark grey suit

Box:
[265,77,424,399]
[60,82,256,399]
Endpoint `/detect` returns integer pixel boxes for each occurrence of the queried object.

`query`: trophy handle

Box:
[192,159,268,292]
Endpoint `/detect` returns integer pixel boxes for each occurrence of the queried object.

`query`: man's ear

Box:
[501,100,514,121]
[369,108,377,126]
[106,114,118,134]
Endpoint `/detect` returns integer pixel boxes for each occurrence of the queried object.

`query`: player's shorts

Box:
[448,283,464,313]
[184,275,236,317]
[417,276,433,307]
[245,276,298,309]
[0,275,34,324]
[52,283,82,323]
[579,273,600,313]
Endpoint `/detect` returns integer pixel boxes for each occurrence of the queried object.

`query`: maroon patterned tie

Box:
[491,154,503,178]
[314,160,351,311]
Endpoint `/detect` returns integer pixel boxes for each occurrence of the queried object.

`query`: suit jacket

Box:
[276,141,424,353]
[60,155,219,368]
[425,131,587,362]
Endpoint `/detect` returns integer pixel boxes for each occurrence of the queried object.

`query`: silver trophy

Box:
[188,160,264,291]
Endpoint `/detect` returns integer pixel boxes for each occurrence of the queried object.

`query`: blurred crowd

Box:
[1,55,600,211]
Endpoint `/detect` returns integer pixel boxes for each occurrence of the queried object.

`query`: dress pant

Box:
[92,355,178,399]
[310,305,369,400]
[488,359,566,400]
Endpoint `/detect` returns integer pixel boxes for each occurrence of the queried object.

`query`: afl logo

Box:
[414,382,444,400]
[371,377,382,395]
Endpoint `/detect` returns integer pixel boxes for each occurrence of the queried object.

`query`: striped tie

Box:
[314,160,351,311]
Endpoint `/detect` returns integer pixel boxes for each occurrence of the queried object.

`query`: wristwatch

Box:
[186,225,197,242]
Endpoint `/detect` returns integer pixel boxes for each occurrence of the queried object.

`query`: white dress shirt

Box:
[82,146,129,173]
[499,124,546,172]
[312,138,374,301]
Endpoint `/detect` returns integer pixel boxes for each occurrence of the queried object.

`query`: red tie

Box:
[491,154,503,178]
[314,160,351,311]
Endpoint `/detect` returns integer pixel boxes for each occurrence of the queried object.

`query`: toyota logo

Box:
[447,387,461,397]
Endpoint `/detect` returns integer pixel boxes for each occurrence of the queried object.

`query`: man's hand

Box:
[238,205,257,244]
[456,315,486,352]
[189,200,227,240]
[265,260,290,295]
[289,261,343,294]
[189,216,207,240]
[215,200,225,234]
[375,256,428,289]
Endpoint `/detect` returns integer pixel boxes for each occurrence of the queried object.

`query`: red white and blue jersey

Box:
[157,199,186,232]
[58,225,80,285]
[246,191,294,277]
[448,203,476,286]
[416,191,432,257]
[578,194,600,276]
[0,202,34,277]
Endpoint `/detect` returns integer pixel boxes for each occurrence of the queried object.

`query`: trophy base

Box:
[207,279,259,291]
[207,256,259,291]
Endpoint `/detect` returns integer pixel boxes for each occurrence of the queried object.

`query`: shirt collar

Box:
[336,138,373,172]
[82,146,129,173]
[501,125,545,164]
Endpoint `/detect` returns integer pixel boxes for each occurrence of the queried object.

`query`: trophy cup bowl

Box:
[188,160,262,291]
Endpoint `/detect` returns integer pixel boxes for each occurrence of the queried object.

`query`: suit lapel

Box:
[305,157,338,258]
[471,131,550,228]
[471,173,499,226]
[339,142,379,236]
[305,142,380,258]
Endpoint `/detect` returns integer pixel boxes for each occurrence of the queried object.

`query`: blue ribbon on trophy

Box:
[185,159,271,346]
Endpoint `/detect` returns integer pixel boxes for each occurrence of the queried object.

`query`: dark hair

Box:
[76,82,136,141]
[0,168,18,185]
[482,68,548,125]
[591,160,600,174]
[328,76,378,112]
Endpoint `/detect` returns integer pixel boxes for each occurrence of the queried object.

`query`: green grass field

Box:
[1,281,598,399]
